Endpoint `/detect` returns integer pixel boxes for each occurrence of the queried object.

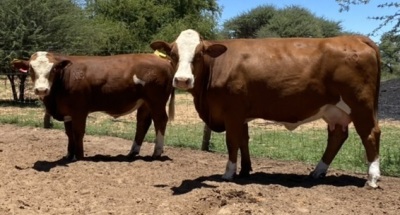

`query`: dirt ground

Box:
[1,124,400,215]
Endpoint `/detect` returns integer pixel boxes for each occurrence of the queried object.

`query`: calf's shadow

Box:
[31,154,172,172]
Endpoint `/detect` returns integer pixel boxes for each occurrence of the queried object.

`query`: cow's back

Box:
[48,54,173,118]
[206,36,380,120]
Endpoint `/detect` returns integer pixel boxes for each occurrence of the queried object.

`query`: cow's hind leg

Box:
[128,105,152,158]
[311,124,348,179]
[352,113,381,188]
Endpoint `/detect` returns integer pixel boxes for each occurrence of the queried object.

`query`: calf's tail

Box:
[168,89,175,121]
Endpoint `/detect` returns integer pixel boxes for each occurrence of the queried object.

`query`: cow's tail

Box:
[168,88,175,121]
[362,36,381,117]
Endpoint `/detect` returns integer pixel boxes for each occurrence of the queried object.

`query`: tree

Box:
[222,5,343,39]
[0,0,79,101]
[379,32,400,75]
[222,5,276,38]
[86,0,221,52]
[336,0,399,34]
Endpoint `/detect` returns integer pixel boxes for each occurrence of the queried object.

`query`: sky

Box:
[217,0,397,42]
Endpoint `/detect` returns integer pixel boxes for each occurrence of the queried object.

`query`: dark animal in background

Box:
[12,51,175,160]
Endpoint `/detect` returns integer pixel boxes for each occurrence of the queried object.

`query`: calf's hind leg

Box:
[150,106,169,158]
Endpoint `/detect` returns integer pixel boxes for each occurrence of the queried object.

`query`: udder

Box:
[322,105,352,131]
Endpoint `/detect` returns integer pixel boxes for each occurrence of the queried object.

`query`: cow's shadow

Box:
[170,172,367,195]
[31,154,172,172]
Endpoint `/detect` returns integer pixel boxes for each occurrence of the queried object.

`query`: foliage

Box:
[85,0,221,53]
[379,32,400,75]
[222,5,343,39]
[221,5,276,39]
[0,0,81,72]
[335,0,399,34]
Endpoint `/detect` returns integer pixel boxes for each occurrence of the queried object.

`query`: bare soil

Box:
[1,124,400,215]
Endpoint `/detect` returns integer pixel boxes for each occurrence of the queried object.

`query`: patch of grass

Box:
[0,106,399,177]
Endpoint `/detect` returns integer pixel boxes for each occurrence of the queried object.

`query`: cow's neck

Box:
[188,57,213,126]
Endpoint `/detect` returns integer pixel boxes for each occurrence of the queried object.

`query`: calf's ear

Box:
[203,41,227,58]
[11,59,30,72]
[150,41,172,54]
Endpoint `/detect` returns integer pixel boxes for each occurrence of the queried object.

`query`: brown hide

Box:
[12,52,174,160]
[151,31,381,187]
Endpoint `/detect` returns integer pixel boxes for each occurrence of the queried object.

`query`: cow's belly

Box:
[249,98,352,131]
[102,99,144,118]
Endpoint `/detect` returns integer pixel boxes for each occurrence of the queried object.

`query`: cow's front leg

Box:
[150,107,168,158]
[311,124,348,179]
[128,106,152,158]
[63,116,75,160]
[71,114,87,160]
[239,123,252,177]
[222,120,246,180]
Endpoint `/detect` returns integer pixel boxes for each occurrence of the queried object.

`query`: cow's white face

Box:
[173,29,201,90]
[29,51,54,97]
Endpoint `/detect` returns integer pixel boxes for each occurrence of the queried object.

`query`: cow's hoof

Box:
[127,152,138,159]
[64,153,77,162]
[222,173,236,181]
[309,171,326,179]
[152,149,163,158]
[238,170,251,178]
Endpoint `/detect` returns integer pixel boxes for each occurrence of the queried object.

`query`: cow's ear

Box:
[11,59,29,72]
[203,42,227,58]
[150,41,172,54]
[55,60,71,71]
[54,56,71,71]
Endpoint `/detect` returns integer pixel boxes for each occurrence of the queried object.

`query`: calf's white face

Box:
[29,51,54,97]
[173,29,201,90]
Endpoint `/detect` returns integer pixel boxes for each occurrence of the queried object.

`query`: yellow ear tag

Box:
[154,50,167,58]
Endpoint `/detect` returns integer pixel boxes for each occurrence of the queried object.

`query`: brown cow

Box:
[151,29,382,188]
[11,51,175,160]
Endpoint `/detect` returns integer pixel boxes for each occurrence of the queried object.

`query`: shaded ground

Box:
[1,124,400,215]
[379,78,400,120]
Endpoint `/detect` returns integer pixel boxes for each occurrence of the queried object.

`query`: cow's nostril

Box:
[173,78,179,85]
[34,89,39,95]
[185,79,191,86]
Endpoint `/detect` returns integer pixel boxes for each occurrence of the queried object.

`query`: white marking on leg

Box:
[133,75,146,86]
[311,160,329,178]
[366,158,380,188]
[222,160,237,180]
[152,131,164,157]
[128,141,141,156]
[64,116,72,122]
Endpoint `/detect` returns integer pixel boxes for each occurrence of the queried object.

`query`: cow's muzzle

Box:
[34,87,50,97]
[173,77,194,90]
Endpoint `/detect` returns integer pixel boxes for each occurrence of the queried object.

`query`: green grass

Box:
[0,107,399,177]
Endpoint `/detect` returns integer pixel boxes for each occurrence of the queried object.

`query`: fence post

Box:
[43,112,52,129]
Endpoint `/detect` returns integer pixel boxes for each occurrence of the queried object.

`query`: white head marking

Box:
[173,29,200,89]
[30,51,54,95]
